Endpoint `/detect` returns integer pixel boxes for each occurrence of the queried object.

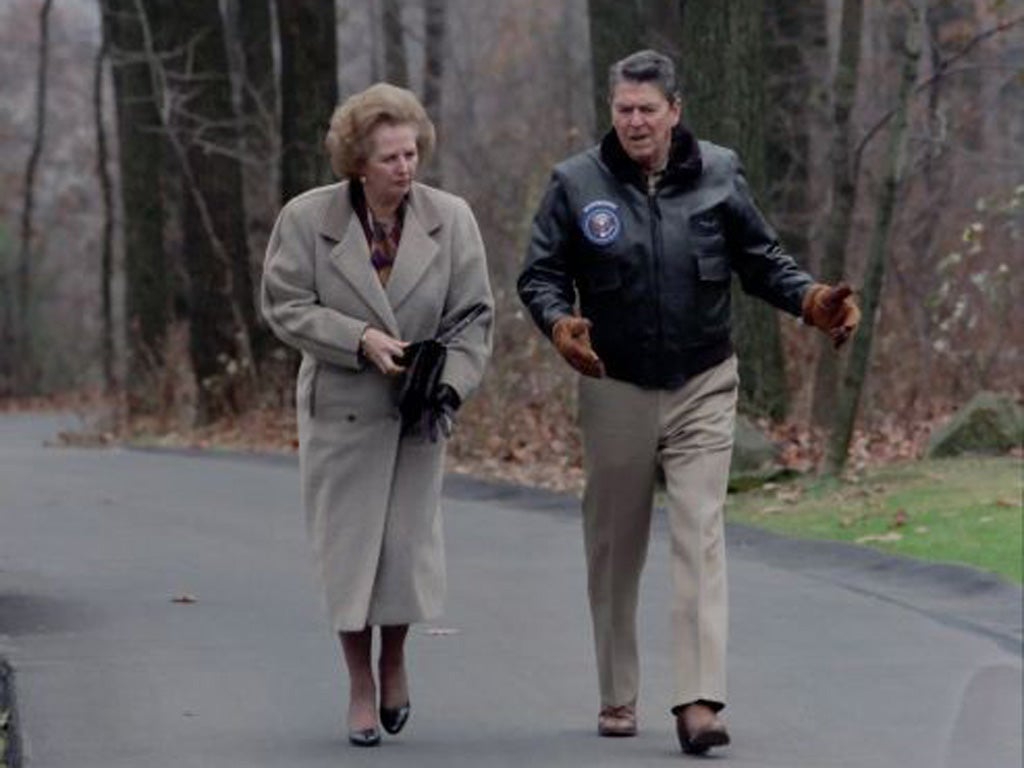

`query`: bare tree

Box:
[680,0,789,419]
[887,9,1024,410]
[810,0,865,427]
[764,0,828,265]
[422,0,447,186]
[235,0,276,156]
[826,1,923,474]
[278,0,338,202]
[230,0,278,364]
[149,0,257,424]
[13,0,54,394]
[101,0,171,410]
[232,0,278,217]
[383,0,409,87]
[94,9,115,391]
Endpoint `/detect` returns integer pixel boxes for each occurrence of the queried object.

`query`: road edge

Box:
[0,658,22,768]
[443,472,1024,656]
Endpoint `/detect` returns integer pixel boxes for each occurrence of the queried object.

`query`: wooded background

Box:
[1,0,1021,476]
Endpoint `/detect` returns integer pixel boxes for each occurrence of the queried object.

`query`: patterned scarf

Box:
[352,181,405,286]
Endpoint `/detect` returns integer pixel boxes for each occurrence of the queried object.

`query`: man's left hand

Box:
[802,283,861,349]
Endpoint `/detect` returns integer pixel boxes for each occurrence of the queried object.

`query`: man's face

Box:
[610,81,680,172]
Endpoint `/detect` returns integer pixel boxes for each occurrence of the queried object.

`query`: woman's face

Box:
[361,122,419,205]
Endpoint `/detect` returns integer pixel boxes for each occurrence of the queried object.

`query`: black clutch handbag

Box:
[397,338,446,434]
[396,304,487,436]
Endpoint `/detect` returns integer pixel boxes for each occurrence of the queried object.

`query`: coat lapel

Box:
[318,183,400,337]
[386,184,442,311]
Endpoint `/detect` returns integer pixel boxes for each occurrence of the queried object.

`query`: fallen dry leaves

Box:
[855,531,904,544]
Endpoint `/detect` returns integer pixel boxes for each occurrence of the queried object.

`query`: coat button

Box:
[346,414,357,422]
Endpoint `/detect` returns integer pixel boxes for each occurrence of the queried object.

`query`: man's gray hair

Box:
[608,49,679,104]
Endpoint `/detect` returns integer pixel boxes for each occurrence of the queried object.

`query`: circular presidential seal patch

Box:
[580,200,621,246]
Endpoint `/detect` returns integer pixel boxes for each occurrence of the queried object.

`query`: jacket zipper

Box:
[648,186,664,382]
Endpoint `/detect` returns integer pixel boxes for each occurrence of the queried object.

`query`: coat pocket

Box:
[695,252,732,339]
[697,254,731,282]
[313,363,395,422]
[689,210,727,259]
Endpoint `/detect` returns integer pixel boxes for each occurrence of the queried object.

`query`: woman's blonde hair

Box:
[324,83,436,179]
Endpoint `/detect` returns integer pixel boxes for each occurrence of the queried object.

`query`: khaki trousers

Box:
[578,355,738,711]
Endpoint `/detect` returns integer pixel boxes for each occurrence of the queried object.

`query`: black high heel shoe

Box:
[380,702,410,735]
[348,726,382,747]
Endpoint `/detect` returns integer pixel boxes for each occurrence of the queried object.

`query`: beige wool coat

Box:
[261,181,493,632]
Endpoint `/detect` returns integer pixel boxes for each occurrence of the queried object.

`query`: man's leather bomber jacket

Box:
[518,126,814,389]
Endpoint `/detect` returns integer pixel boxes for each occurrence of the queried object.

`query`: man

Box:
[517,49,859,756]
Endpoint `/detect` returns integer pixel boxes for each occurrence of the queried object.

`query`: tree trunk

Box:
[14,0,54,395]
[278,0,338,202]
[232,0,277,366]
[639,0,684,65]
[94,13,115,392]
[422,0,446,186]
[763,0,828,266]
[158,0,256,424]
[825,3,922,475]
[680,0,788,419]
[890,4,950,412]
[236,0,276,146]
[234,0,278,205]
[383,0,409,87]
[101,0,170,410]
[810,0,865,427]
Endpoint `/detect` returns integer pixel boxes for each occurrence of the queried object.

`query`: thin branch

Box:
[130,0,255,379]
[853,14,1024,173]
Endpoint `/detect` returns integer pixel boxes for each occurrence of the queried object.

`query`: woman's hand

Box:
[359,327,408,376]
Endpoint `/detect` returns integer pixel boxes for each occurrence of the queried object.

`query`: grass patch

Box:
[725,455,1023,583]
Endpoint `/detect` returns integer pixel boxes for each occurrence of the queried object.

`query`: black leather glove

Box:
[427,384,461,443]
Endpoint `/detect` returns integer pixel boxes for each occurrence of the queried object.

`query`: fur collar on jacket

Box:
[599,124,703,189]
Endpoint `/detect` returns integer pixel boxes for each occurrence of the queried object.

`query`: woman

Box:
[261,83,493,747]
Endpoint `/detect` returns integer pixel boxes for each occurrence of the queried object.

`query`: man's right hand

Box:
[552,316,606,378]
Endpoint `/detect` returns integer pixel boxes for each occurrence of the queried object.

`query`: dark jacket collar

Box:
[599,124,703,189]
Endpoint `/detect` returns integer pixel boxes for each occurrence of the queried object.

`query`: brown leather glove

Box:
[802,282,861,349]
[552,316,606,378]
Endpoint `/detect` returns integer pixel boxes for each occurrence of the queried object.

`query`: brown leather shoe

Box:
[675,705,730,754]
[598,704,637,737]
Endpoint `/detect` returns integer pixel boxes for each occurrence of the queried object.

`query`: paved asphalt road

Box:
[1,413,1021,767]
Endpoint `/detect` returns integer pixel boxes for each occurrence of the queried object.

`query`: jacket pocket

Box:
[690,210,727,259]
[697,254,731,282]
[691,211,722,237]
[695,253,732,339]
